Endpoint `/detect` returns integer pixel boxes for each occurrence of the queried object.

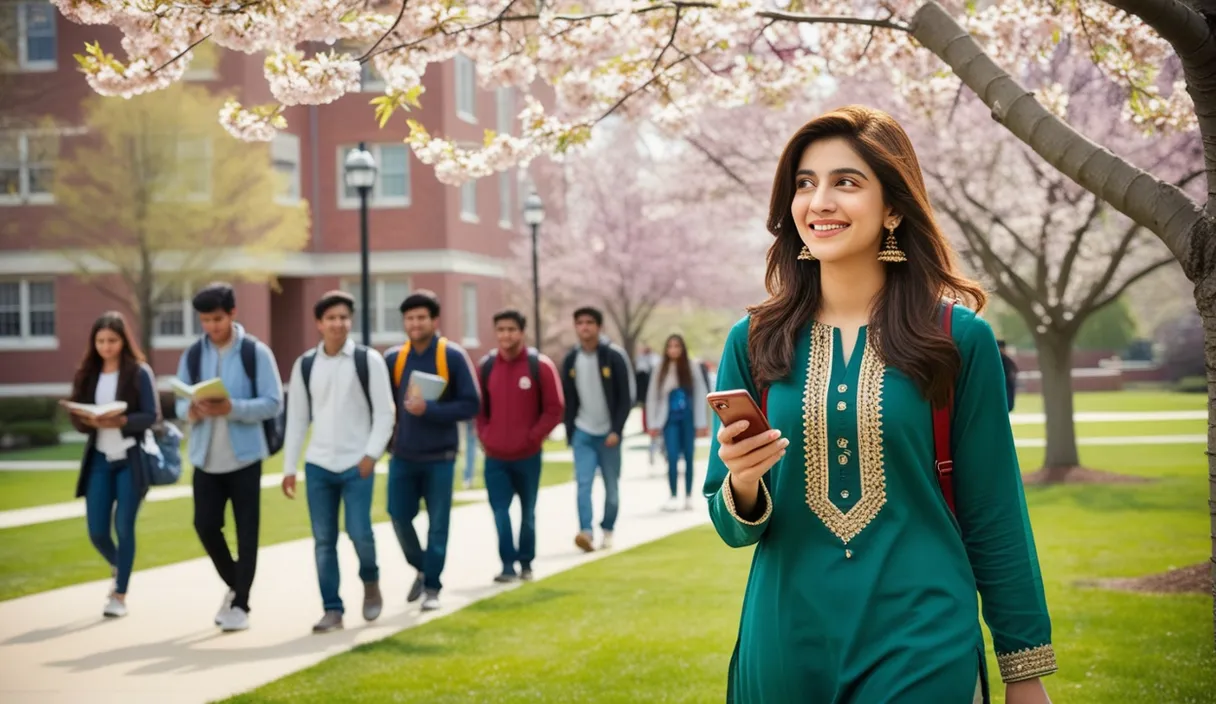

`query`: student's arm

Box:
[228,342,284,423]
[365,348,397,461]
[423,345,482,423]
[528,354,566,445]
[174,350,192,423]
[644,365,662,432]
[281,357,309,477]
[121,364,161,434]
[608,348,633,437]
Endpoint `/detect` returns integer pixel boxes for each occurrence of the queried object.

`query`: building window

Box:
[338,143,410,208]
[0,279,56,348]
[342,277,412,343]
[183,41,218,81]
[455,54,476,123]
[153,283,201,344]
[496,86,514,135]
[460,179,478,222]
[498,169,512,228]
[1,1,56,72]
[0,130,57,205]
[158,136,212,202]
[271,132,300,203]
[461,282,478,347]
[359,62,385,92]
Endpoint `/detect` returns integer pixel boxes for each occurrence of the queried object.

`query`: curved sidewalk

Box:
[0,454,709,704]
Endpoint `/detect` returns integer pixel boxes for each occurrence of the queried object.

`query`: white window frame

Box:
[460,179,478,223]
[271,132,301,204]
[359,61,385,92]
[2,2,57,73]
[151,282,202,350]
[454,54,476,123]
[0,278,56,350]
[461,282,479,348]
[495,86,514,136]
[498,169,512,229]
[0,130,57,206]
[340,277,412,346]
[337,143,411,209]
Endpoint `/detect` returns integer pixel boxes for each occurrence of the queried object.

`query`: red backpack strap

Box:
[760,387,769,417]
[934,301,957,515]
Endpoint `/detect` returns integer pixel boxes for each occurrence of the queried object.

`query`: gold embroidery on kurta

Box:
[803,323,887,544]
[997,644,1058,682]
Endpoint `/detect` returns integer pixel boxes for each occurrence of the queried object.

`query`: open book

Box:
[407,370,447,401]
[61,400,128,418]
[171,377,230,401]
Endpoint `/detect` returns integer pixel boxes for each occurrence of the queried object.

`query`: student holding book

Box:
[383,291,481,612]
[64,311,160,619]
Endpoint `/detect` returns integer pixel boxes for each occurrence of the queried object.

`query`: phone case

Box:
[707,391,771,442]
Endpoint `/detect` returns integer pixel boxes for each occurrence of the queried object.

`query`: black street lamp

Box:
[343,143,377,346]
[523,191,545,350]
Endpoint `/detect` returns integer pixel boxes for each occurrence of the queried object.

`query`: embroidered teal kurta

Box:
[704,306,1055,703]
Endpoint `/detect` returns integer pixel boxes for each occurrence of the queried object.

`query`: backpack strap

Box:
[300,349,318,420]
[393,344,409,388]
[479,351,497,418]
[436,337,449,383]
[186,340,204,384]
[240,337,258,390]
[354,345,372,415]
[527,348,542,415]
[934,301,957,515]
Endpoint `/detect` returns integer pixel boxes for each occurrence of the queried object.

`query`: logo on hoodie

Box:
[519,376,533,390]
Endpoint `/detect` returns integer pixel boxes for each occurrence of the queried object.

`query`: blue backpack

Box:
[142,422,184,486]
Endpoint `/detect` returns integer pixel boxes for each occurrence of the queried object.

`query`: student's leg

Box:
[387,456,426,573]
[111,461,141,595]
[598,438,622,533]
[421,461,455,592]
[571,431,599,535]
[341,466,379,587]
[306,463,344,613]
[228,461,263,613]
[514,454,543,571]
[192,466,237,593]
[663,420,681,498]
[484,456,518,573]
[84,451,118,575]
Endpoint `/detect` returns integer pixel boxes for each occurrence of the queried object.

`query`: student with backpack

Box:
[475,310,564,583]
[384,291,481,612]
[281,291,396,634]
[175,282,283,633]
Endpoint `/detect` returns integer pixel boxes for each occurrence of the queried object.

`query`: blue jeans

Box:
[84,450,141,594]
[664,414,696,497]
[387,457,454,591]
[572,430,621,534]
[463,421,477,485]
[305,463,378,613]
[484,453,542,573]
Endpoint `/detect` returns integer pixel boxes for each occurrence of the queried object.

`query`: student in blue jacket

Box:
[383,290,481,612]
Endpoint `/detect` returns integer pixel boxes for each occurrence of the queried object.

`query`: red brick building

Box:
[1,3,532,394]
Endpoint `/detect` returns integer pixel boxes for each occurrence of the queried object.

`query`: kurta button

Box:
[836,437,848,449]
[840,490,850,499]
[837,384,847,393]
[836,401,847,411]
[837,454,848,465]
[845,549,853,559]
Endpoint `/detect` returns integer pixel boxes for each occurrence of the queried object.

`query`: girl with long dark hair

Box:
[645,334,708,511]
[64,311,160,618]
[704,106,1054,703]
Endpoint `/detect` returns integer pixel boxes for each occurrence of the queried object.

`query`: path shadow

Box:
[3,616,112,646]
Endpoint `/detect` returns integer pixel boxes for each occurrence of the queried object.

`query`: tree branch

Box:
[1056,194,1106,301]
[753,9,910,32]
[152,34,211,75]
[1091,254,1179,311]
[684,136,754,197]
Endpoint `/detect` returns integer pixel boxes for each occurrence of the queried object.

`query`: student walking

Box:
[176,283,283,632]
[281,291,396,634]
[644,334,708,512]
[64,311,160,618]
[476,310,564,582]
[384,291,481,612]
[560,306,635,552]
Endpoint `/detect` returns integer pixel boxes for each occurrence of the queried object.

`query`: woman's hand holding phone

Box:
[716,420,787,515]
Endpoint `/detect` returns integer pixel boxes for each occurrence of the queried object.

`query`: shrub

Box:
[1175,376,1207,394]
[2,420,60,447]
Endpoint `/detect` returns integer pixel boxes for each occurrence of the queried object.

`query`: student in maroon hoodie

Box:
[476,310,565,582]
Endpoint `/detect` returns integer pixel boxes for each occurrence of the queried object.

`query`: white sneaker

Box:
[421,590,441,612]
[661,497,680,512]
[215,589,236,625]
[684,496,695,511]
[600,531,614,550]
[218,606,250,632]
[103,596,127,618]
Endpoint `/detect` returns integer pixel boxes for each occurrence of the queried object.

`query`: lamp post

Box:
[343,143,377,346]
[522,191,545,350]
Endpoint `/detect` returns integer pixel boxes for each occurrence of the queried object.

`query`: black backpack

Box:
[479,348,543,419]
[299,345,373,417]
[186,335,285,457]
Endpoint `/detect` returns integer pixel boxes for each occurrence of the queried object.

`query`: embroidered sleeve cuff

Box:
[997,644,1057,683]
[721,476,772,526]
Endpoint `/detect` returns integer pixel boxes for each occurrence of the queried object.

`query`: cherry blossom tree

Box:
[50,0,1216,638]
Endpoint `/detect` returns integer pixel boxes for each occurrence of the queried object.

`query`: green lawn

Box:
[0,461,572,602]
[1012,390,1205,414]
[1011,419,1206,440]
[0,442,86,462]
[227,442,1213,704]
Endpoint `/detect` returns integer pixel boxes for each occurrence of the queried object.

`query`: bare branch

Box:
[152,34,211,76]
[684,136,754,197]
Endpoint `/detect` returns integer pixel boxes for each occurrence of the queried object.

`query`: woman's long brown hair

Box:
[748,105,986,407]
[71,311,147,402]
[658,333,693,391]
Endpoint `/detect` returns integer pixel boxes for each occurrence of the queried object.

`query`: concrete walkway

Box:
[0,454,710,703]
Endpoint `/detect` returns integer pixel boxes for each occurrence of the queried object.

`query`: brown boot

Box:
[363,581,383,622]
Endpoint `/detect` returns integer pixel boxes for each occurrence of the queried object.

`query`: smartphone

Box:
[706,389,772,442]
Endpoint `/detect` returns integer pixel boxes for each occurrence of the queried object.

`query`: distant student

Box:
[176,282,283,632]
[645,333,709,512]
[64,311,160,618]
[476,310,564,582]
[384,291,481,612]
[282,291,396,633]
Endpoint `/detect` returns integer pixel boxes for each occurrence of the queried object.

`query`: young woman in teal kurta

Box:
[705,106,1055,703]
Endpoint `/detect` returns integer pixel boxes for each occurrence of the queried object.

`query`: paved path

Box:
[0,454,710,703]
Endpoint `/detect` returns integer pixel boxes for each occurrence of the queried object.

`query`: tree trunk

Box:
[1196,280,1216,654]
[1034,330,1081,480]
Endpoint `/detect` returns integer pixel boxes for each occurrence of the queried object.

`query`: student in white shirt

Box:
[281,291,396,634]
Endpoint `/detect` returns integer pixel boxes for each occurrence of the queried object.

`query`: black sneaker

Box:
[520,568,534,582]
[493,572,518,584]
[407,574,425,603]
